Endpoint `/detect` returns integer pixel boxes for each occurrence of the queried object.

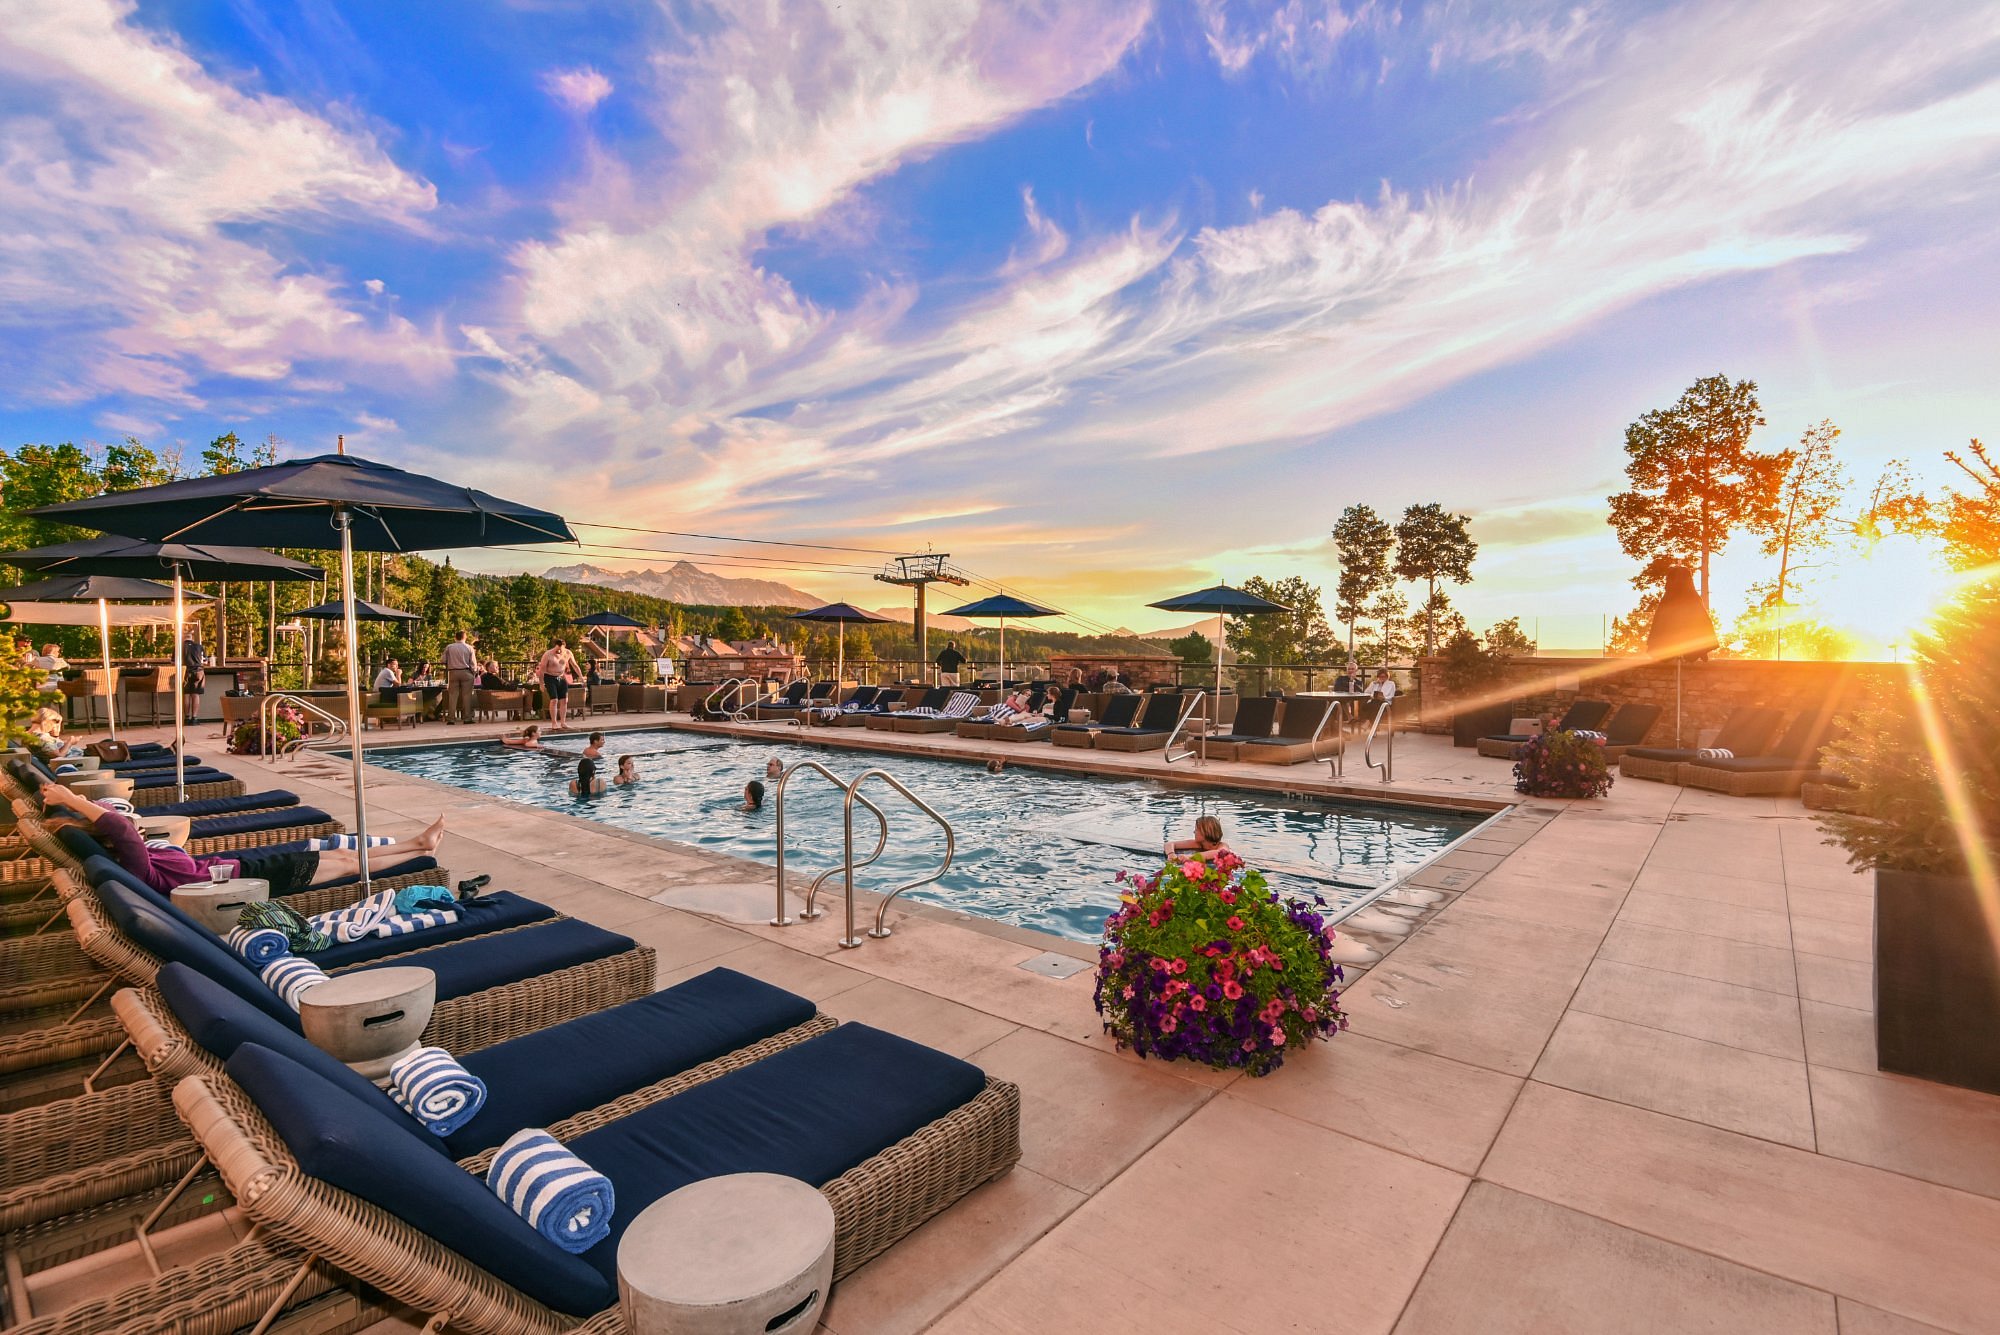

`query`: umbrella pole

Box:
[837,622,845,684]
[1213,611,1223,726]
[99,597,118,741]
[337,513,373,887]
[173,572,186,800]
[999,617,1006,684]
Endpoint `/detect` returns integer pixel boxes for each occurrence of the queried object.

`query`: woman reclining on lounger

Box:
[38,783,446,897]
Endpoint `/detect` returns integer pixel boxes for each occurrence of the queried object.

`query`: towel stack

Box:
[387,1046,488,1137]
[486,1128,615,1253]
[1696,747,1735,760]
[261,956,330,1009]
[310,887,460,944]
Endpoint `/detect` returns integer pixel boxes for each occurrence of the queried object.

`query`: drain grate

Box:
[1017,951,1090,980]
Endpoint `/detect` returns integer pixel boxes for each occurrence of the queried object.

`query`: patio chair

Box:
[1678,700,1847,797]
[891,690,983,733]
[171,1019,1018,1335]
[1617,707,1786,783]
[751,680,814,721]
[1475,699,1614,759]
[118,665,177,727]
[1094,693,1188,752]
[1195,696,1280,762]
[365,692,423,731]
[1239,696,1340,765]
[867,686,946,731]
[1595,703,1663,763]
[1052,692,1144,747]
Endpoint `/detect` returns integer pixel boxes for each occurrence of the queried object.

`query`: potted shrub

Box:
[1095,852,1347,1075]
[1513,730,1614,799]
[1819,582,2000,1094]
[1440,631,1513,746]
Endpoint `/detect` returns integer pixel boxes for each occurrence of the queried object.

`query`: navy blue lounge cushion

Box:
[129,768,235,789]
[1624,746,1700,762]
[308,857,439,895]
[84,856,298,1025]
[569,1022,987,1290]
[226,1043,614,1317]
[188,806,335,839]
[156,962,438,1149]
[1685,755,1816,774]
[57,824,113,865]
[307,892,555,970]
[106,755,202,770]
[448,968,815,1157]
[367,917,635,1000]
[144,791,301,818]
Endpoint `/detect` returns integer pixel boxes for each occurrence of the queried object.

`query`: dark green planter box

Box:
[1876,867,2000,1095]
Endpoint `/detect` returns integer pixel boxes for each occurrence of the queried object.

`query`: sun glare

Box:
[1813,533,1956,659]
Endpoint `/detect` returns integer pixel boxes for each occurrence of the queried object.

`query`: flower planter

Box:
[1875,867,2000,1094]
[1451,702,1514,748]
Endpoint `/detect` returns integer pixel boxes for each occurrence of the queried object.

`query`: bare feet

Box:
[416,816,446,851]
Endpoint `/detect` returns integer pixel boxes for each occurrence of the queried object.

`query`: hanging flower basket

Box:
[1513,730,1614,798]
[1094,852,1347,1076]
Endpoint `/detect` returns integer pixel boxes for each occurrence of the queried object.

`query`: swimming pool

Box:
[365,729,1488,942]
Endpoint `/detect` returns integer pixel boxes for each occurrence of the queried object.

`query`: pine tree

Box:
[1331,504,1394,656]
[1393,503,1478,656]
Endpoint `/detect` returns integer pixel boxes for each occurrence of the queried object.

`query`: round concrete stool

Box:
[297,966,436,1082]
[169,877,269,936]
[71,776,134,802]
[61,755,102,773]
[618,1172,834,1335]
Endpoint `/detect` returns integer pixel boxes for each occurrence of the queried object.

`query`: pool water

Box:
[365,729,1487,942]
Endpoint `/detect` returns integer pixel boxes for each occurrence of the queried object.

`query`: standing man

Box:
[442,628,478,725]
[180,625,207,725]
[935,638,965,686]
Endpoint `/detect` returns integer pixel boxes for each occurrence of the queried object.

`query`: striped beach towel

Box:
[903,691,981,720]
[1696,747,1735,760]
[226,924,290,966]
[388,1046,488,1137]
[486,1128,615,1253]
[1573,730,1607,743]
[309,888,460,943]
[261,956,330,1010]
[305,833,394,851]
[237,900,332,954]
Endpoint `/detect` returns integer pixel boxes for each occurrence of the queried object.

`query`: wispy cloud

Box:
[541,66,613,112]
[0,0,447,406]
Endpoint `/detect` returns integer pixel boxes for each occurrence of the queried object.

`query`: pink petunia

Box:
[1170,957,1188,974]
[1226,915,1245,931]
[1189,994,1207,1011]
[1222,980,1244,1000]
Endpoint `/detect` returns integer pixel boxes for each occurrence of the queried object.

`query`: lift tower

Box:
[874,553,967,681]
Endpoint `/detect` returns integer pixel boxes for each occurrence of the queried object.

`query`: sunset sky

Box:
[2,1,1996,646]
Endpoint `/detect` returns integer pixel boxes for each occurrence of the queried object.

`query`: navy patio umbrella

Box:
[296,598,423,623]
[940,594,1058,683]
[32,452,575,882]
[571,610,649,661]
[0,574,209,741]
[790,602,891,682]
[6,538,320,792]
[1147,583,1291,720]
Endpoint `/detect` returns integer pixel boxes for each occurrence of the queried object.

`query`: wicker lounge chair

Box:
[867,686,944,730]
[170,1020,1019,1335]
[1678,702,1847,797]
[890,690,981,733]
[1093,693,1187,752]
[1595,704,1663,764]
[749,680,812,720]
[1196,696,1279,763]
[0,965,834,1285]
[808,685,880,725]
[1239,696,1340,765]
[1617,707,1785,784]
[1052,693,1142,747]
[1474,699,1614,759]
[1801,775,1863,812]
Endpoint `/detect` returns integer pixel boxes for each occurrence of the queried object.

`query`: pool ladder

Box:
[701,677,757,722]
[1359,699,1393,782]
[770,760,957,948]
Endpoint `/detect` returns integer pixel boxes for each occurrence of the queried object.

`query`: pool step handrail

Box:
[700,677,741,719]
[258,692,350,761]
[772,759,886,926]
[846,768,956,946]
[1307,697,1345,777]
[1162,691,1208,765]
[1362,699,1393,781]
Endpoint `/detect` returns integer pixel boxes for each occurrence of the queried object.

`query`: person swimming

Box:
[742,779,765,811]
[614,755,639,786]
[1166,814,1229,860]
[570,754,603,797]
[765,755,783,782]
[502,725,541,748]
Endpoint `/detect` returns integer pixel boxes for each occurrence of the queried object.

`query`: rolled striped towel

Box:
[261,956,330,1010]
[226,924,291,967]
[388,1046,488,1137]
[1696,747,1735,760]
[304,833,395,851]
[486,1128,615,1253]
[1573,730,1607,742]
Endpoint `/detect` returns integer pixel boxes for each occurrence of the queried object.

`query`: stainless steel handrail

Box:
[771,759,883,926]
[258,693,350,761]
[702,676,760,721]
[1308,698,1345,777]
[1162,691,1207,764]
[847,769,955,947]
[700,676,740,717]
[1363,700,1394,781]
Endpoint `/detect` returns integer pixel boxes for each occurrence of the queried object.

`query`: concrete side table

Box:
[297,966,436,1081]
[618,1172,834,1335]
[170,877,269,936]
[1508,717,1544,737]
[71,776,134,802]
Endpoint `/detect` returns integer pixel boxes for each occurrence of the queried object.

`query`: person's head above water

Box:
[744,779,766,809]
[1193,815,1224,848]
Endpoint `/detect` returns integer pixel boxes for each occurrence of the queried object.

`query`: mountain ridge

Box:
[540,561,819,609]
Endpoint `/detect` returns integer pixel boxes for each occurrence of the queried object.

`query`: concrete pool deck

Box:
[110,713,2000,1332]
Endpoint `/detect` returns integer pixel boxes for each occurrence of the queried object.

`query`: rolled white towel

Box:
[1573,730,1607,743]
[486,1128,615,1253]
[388,1046,488,1137]
[227,924,290,967]
[1696,747,1735,760]
[260,956,330,1010]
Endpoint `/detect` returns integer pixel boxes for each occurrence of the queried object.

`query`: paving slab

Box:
[1809,1065,2000,1201]
[1597,920,1798,995]
[1570,958,1805,1060]
[1394,1182,1835,1335]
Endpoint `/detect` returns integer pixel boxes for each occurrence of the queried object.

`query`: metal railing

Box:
[1305,697,1346,777]
[701,676,758,722]
[768,759,956,948]
[258,692,350,761]
[1362,700,1394,782]
[1162,691,1207,764]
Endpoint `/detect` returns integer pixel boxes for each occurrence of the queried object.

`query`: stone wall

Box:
[1414,655,1906,746]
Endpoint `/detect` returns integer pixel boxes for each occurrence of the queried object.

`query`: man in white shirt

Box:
[373,659,402,702]
[442,629,477,724]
